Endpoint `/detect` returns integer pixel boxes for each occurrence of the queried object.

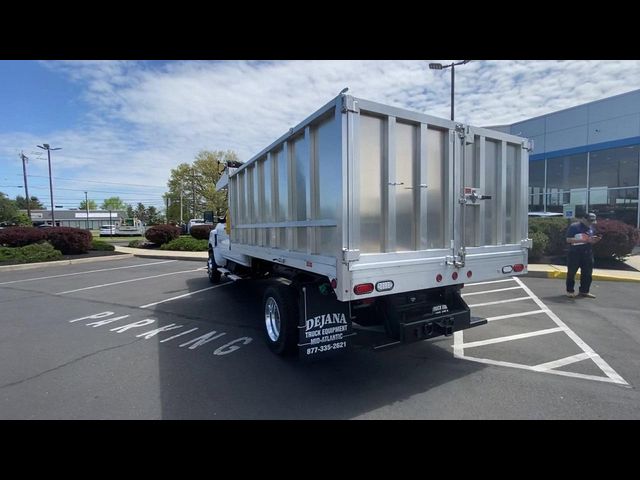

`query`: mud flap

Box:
[297,280,354,361]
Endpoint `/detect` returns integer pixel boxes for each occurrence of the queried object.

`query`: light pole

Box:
[37,143,62,226]
[84,191,89,230]
[429,60,471,121]
[19,152,31,221]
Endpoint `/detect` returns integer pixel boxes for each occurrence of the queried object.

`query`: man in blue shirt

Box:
[565,212,601,298]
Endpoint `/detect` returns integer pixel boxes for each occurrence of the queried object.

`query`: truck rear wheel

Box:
[207,249,221,284]
[263,285,299,355]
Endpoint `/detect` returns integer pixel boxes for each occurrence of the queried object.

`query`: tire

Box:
[262,285,299,356]
[207,249,221,284]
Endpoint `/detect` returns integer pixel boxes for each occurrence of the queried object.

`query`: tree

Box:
[165,150,239,223]
[146,206,161,225]
[101,196,126,211]
[0,192,31,226]
[79,199,97,210]
[0,192,18,223]
[15,195,44,210]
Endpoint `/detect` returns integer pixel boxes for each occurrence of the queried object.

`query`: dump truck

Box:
[208,93,532,360]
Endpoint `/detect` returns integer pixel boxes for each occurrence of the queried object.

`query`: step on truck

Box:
[208,93,533,360]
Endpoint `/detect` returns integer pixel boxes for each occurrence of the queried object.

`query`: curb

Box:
[525,269,640,283]
[113,246,207,262]
[0,253,134,273]
[122,254,206,262]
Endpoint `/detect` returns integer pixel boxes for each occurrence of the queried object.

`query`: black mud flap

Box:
[384,286,487,345]
[297,280,354,361]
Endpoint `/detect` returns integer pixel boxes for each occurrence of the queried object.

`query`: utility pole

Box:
[20,151,31,221]
[37,144,62,226]
[180,181,184,225]
[192,167,196,219]
[84,191,89,230]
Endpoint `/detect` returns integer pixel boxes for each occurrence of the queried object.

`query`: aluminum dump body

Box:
[224,94,531,301]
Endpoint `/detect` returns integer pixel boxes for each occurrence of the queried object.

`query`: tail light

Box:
[353,283,374,295]
[513,264,525,273]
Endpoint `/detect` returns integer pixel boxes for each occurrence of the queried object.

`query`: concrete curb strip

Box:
[114,245,207,262]
[0,253,134,272]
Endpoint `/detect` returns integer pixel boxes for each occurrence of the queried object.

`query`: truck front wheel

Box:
[207,249,221,284]
[263,285,299,355]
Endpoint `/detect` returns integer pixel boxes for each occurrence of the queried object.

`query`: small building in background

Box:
[23,209,126,229]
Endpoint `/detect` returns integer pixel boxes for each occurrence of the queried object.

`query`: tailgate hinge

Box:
[342,248,360,264]
[341,95,360,114]
[523,139,534,152]
[455,124,474,145]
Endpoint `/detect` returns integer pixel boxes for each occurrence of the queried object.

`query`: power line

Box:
[21,174,166,188]
[14,184,165,196]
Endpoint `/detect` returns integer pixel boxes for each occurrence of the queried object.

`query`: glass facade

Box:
[528,145,640,227]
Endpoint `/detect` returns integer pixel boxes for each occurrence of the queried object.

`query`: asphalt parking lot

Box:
[1,257,639,419]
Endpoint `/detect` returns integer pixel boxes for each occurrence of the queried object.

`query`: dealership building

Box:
[492,88,640,228]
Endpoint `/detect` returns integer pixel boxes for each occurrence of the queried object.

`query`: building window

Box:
[528,160,545,211]
[589,187,638,227]
[546,153,587,190]
[589,145,639,189]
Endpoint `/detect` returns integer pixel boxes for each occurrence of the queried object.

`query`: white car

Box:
[187,219,205,233]
[528,211,564,217]
[99,224,117,236]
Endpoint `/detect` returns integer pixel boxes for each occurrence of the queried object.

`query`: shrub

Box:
[128,239,143,248]
[529,231,549,262]
[0,227,46,247]
[528,217,570,256]
[592,219,640,260]
[189,224,215,240]
[145,225,181,245]
[0,242,62,264]
[90,239,115,251]
[160,237,208,251]
[44,227,93,254]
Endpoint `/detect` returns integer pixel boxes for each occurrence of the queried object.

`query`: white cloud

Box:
[2,60,640,207]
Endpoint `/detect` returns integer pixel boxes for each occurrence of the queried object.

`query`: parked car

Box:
[187,219,205,234]
[99,224,117,236]
[528,211,564,217]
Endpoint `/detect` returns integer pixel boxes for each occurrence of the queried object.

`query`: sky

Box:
[2,59,640,211]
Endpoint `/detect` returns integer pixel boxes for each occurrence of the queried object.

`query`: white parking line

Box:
[461,286,523,297]
[486,310,545,322]
[467,297,531,308]
[531,352,594,372]
[465,278,516,287]
[458,327,563,349]
[139,283,231,308]
[0,260,178,286]
[453,276,629,386]
[55,268,205,295]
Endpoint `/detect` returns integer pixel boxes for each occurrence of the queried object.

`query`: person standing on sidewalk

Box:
[565,212,601,298]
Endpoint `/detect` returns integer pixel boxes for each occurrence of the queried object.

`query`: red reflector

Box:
[513,264,525,272]
[436,274,443,282]
[353,283,374,295]
[330,278,337,289]
[452,272,458,280]
[466,270,473,278]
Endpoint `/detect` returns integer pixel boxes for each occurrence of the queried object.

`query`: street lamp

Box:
[429,60,471,121]
[36,143,62,226]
